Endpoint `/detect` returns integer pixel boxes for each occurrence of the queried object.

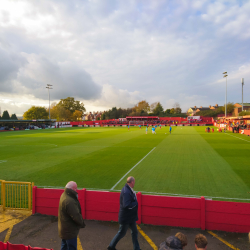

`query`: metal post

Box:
[242,78,244,112]
[46,84,53,120]
[225,76,227,118]
[1,180,6,211]
[28,183,31,210]
[223,72,228,118]
[48,88,50,119]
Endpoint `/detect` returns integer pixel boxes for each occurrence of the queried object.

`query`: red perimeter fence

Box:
[33,187,250,233]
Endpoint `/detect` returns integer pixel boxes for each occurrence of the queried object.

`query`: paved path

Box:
[0,213,249,249]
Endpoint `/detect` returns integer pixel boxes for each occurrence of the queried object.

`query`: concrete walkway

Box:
[0,212,249,250]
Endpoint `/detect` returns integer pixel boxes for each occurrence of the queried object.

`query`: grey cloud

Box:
[0,44,28,92]
[16,54,102,101]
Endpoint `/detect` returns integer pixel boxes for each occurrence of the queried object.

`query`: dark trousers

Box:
[109,221,140,250]
[61,237,77,250]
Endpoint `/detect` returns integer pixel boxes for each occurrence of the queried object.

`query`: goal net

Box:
[129,121,145,126]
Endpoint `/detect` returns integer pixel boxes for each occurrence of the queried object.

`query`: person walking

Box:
[169,126,172,134]
[58,181,86,250]
[107,176,140,250]
[146,126,148,134]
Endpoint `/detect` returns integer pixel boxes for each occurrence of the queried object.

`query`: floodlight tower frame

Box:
[223,72,228,118]
[242,78,244,112]
[46,84,53,120]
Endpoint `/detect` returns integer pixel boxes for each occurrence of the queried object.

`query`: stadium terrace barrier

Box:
[0,241,53,250]
[214,123,250,136]
[32,187,250,233]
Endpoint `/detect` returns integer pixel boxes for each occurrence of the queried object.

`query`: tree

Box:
[57,97,86,114]
[170,108,175,114]
[152,102,164,115]
[132,100,150,115]
[72,110,83,121]
[222,102,235,114]
[101,113,106,120]
[239,111,250,116]
[2,110,10,120]
[50,103,71,121]
[173,102,182,114]
[11,114,18,120]
[23,106,48,120]
[150,102,158,113]
[165,109,171,114]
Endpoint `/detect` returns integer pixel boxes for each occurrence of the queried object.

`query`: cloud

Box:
[84,84,142,110]
[0,0,250,115]
[17,53,102,100]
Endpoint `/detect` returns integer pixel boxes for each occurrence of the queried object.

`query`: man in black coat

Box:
[58,181,85,250]
[107,176,140,250]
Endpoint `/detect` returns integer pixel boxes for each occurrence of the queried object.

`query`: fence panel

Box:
[32,187,250,233]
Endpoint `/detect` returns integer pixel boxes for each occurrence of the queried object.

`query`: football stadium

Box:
[1,0,250,249]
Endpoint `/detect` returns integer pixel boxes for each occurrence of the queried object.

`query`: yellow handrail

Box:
[0,180,33,211]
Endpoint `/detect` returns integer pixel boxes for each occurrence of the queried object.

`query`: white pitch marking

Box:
[225,133,250,143]
[0,160,7,163]
[111,147,156,190]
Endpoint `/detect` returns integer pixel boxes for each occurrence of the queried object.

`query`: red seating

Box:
[0,242,7,250]
[28,246,52,250]
[0,242,52,250]
[6,242,27,250]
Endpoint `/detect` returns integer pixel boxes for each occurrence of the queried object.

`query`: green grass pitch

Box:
[1,126,250,201]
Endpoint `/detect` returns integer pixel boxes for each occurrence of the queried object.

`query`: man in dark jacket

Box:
[58,181,85,250]
[107,176,140,250]
[159,232,187,250]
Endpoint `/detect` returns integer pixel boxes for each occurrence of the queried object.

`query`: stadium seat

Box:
[28,246,53,250]
[6,242,27,250]
[0,241,7,250]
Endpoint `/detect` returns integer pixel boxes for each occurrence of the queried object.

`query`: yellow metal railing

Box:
[0,180,34,210]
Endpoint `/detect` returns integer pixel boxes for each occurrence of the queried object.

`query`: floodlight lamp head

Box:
[223,75,228,78]
[223,72,227,74]
[47,84,53,86]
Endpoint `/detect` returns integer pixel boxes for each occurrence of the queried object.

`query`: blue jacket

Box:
[118,184,138,224]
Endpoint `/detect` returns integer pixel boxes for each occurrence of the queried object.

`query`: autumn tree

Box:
[23,106,48,120]
[50,103,72,121]
[72,110,83,121]
[58,97,86,113]
[170,108,175,114]
[132,100,150,115]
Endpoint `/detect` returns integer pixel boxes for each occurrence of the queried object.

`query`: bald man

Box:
[108,176,140,250]
[58,181,85,250]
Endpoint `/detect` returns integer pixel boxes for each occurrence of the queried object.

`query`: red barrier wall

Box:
[33,187,250,233]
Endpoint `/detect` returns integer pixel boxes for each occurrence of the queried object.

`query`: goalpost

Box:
[128,121,145,126]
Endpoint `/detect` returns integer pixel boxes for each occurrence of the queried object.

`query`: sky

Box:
[0,0,250,116]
